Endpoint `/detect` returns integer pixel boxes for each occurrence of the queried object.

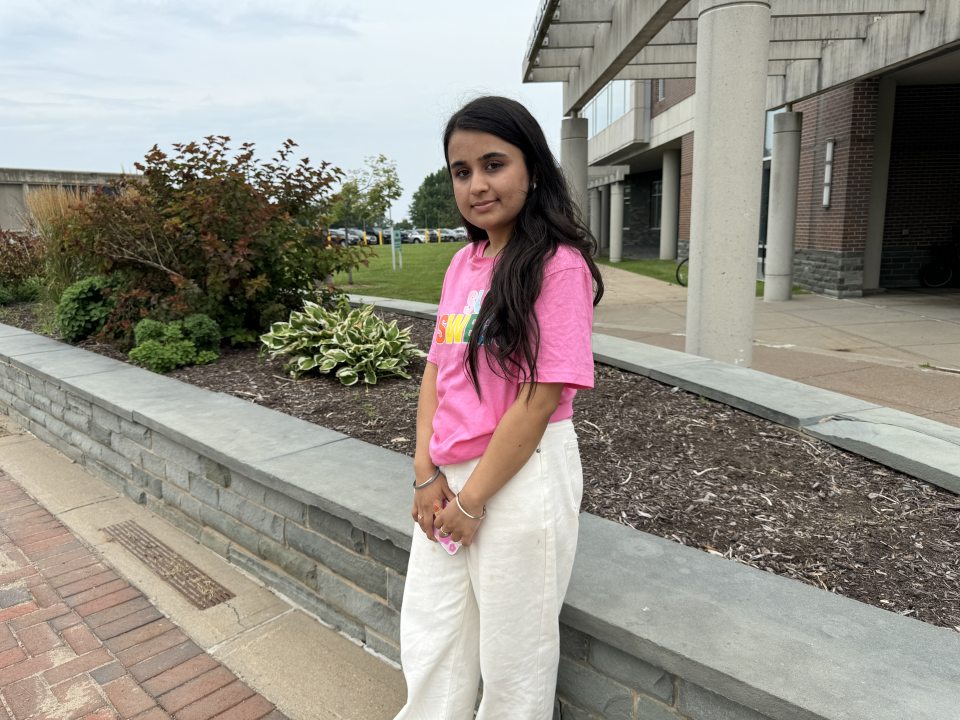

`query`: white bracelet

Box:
[455,493,486,521]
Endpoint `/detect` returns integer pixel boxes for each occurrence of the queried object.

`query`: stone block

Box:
[119,418,151,446]
[311,565,399,640]
[141,450,166,479]
[263,486,307,524]
[308,505,365,553]
[162,483,203,523]
[202,457,231,488]
[66,396,92,416]
[131,466,163,499]
[365,534,409,574]
[227,547,365,641]
[286,522,387,598]
[556,702,603,720]
[62,409,90,433]
[189,472,221,508]
[111,433,145,463]
[92,405,122,433]
[152,433,204,473]
[89,422,113,446]
[364,628,400,665]
[229,471,266,503]
[257,535,316,585]
[634,695,685,720]
[385,569,404,611]
[164,461,190,490]
[677,681,772,720]
[199,527,230,559]
[560,623,590,662]
[589,640,673,703]
[556,657,633,720]
[200,504,260,553]
[219,490,284,542]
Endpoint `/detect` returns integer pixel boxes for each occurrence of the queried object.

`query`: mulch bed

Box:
[3,303,959,631]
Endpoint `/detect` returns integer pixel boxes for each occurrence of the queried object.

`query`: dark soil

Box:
[3,303,959,631]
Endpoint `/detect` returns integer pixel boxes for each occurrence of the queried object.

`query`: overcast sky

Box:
[0,0,563,221]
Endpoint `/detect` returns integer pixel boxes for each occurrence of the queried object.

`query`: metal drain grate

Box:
[103,520,234,609]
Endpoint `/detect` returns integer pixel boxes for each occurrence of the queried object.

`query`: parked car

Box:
[443,227,468,241]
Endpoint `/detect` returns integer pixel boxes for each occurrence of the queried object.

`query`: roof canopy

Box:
[523,0,958,113]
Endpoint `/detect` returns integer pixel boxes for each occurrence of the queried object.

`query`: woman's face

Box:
[447,130,530,240]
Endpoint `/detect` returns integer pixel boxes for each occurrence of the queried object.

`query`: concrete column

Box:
[599,185,610,253]
[685,0,771,367]
[864,77,896,292]
[589,188,602,247]
[763,111,802,302]
[561,116,589,219]
[609,181,624,263]
[659,149,681,260]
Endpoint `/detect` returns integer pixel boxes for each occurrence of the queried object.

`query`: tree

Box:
[409,168,460,228]
[329,154,402,229]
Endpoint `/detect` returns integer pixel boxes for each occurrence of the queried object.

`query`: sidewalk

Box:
[0,417,406,720]
[595,265,960,428]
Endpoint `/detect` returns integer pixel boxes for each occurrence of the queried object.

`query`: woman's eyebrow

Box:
[449,151,509,170]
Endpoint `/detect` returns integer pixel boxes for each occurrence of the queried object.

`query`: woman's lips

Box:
[472,200,496,212]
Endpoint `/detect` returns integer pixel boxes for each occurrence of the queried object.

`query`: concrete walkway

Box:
[595,265,960,427]
[0,416,406,720]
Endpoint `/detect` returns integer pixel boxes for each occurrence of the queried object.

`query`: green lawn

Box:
[334,242,462,303]
[597,256,802,297]
[336,245,800,302]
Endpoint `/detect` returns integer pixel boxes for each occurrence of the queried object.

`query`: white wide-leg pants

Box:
[395,419,583,720]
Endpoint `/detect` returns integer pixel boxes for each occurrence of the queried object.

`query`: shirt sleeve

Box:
[531,265,595,389]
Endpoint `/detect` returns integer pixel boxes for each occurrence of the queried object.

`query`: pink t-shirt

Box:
[426,241,595,466]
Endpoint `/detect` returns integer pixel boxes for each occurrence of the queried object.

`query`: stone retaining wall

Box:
[1,323,958,720]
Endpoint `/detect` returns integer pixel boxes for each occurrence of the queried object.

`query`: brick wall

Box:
[678,132,694,258]
[652,78,696,117]
[880,84,960,287]
[791,80,880,295]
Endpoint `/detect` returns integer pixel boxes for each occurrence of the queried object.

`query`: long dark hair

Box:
[443,96,604,394]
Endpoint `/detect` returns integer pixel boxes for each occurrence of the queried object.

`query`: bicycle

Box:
[919,229,960,288]
[675,257,689,286]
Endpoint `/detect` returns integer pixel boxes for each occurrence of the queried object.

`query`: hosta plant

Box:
[260,298,425,385]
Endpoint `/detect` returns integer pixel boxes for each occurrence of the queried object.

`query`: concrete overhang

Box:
[524,0,959,113]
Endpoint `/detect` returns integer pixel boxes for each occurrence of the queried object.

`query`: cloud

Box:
[0,0,563,217]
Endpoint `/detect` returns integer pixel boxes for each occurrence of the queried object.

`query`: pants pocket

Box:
[562,437,584,512]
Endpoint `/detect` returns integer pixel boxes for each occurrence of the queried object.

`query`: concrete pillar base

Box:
[561,117,589,220]
[610,181,624,263]
[660,149,681,260]
[763,111,802,303]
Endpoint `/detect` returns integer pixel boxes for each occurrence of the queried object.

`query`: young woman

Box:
[395,96,604,720]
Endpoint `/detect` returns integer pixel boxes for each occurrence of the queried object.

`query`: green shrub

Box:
[260,297,425,385]
[182,313,220,351]
[12,276,43,303]
[128,316,221,373]
[59,137,373,345]
[128,339,198,374]
[55,276,116,342]
[133,318,166,346]
[0,286,13,306]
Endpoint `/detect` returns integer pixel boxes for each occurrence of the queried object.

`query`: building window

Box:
[584,80,630,135]
[657,79,666,102]
[651,179,662,229]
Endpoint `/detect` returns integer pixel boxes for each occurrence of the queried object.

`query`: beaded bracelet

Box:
[455,493,486,521]
[413,467,442,490]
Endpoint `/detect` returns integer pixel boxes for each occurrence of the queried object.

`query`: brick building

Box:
[525,0,960,365]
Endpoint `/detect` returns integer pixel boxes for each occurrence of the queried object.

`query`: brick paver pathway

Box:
[0,471,288,720]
